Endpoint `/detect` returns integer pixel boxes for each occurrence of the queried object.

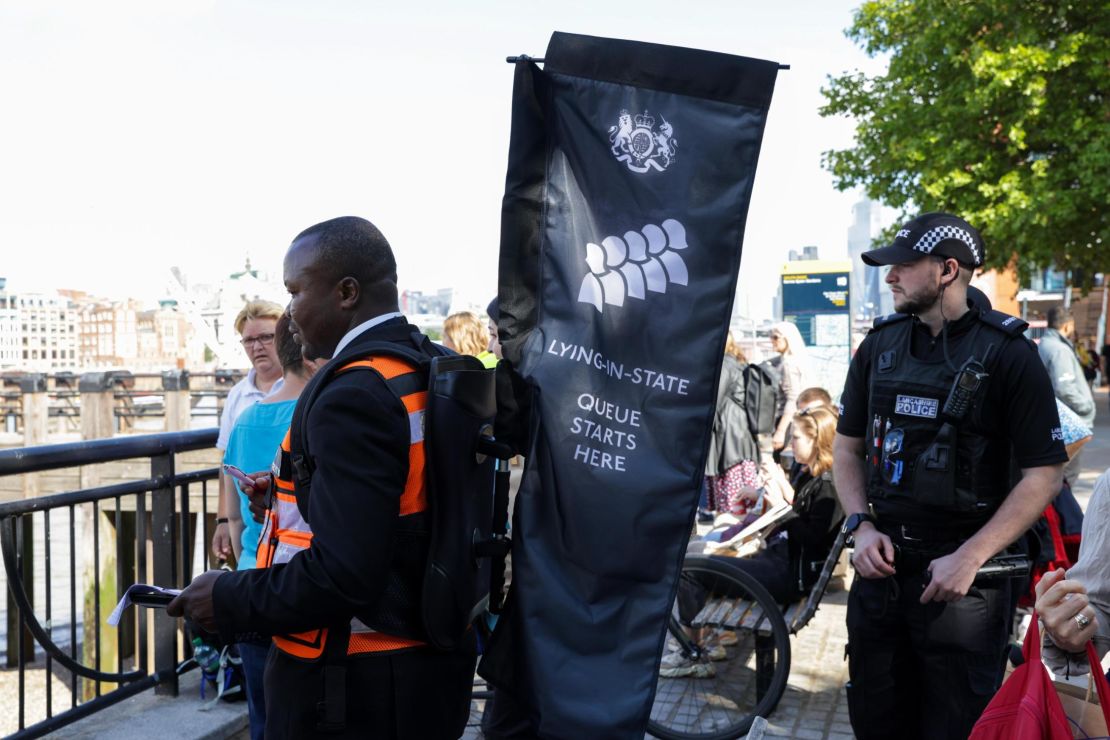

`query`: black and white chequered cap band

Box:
[912,225,981,264]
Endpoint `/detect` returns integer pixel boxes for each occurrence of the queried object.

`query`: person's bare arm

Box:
[759,460,793,505]
[210,466,233,562]
[225,474,243,562]
[921,463,1063,603]
[833,432,894,578]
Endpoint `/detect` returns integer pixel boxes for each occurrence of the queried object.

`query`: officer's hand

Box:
[210,524,231,561]
[920,550,979,603]
[850,524,896,579]
[1035,568,1099,653]
[243,472,271,523]
[167,570,224,633]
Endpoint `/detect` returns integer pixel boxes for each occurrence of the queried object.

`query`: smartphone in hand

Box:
[131,590,176,608]
[222,463,256,487]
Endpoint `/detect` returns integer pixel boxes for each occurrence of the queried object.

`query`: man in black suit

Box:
[169,216,475,738]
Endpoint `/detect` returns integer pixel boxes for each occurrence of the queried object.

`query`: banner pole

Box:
[505,55,790,69]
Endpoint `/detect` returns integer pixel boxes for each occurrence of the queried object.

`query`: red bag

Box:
[970,612,1110,739]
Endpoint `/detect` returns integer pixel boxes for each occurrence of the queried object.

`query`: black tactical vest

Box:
[864,308,1028,526]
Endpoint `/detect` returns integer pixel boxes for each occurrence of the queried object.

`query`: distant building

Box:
[787,246,821,262]
[136,303,196,370]
[0,279,19,368]
[846,199,891,321]
[0,280,204,372]
[168,259,287,367]
[79,299,140,367]
[0,283,80,371]
[400,288,453,317]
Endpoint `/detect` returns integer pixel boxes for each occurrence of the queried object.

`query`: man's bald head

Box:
[293,216,398,299]
[283,217,402,358]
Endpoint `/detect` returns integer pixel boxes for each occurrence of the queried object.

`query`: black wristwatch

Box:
[842,512,876,535]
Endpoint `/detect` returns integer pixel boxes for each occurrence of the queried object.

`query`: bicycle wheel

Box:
[647,555,791,740]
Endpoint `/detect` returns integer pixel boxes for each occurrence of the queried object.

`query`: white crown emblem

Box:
[578,219,689,313]
[607,108,677,174]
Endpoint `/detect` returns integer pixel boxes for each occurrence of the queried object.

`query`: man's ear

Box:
[941,258,960,285]
[337,276,360,308]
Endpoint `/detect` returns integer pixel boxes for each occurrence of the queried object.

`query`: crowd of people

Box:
[160,211,1109,740]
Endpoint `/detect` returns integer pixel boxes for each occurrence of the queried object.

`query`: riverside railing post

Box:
[20,373,48,495]
[5,373,46,666]
[161,370,190,433]
[150,451,177,695]
[79,373,116,442]
[77,372,126,697]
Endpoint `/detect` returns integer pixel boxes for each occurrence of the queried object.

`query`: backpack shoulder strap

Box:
[289,332,447,507]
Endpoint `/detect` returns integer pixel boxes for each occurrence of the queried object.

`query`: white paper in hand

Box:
[108,584,182,626]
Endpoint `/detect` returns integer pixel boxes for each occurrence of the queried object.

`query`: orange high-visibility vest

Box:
[256,354,429,659]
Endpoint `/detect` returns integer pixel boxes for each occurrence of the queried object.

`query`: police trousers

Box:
[846,550,1011,740]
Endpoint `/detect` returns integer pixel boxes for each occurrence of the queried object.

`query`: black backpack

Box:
[288,331,500,651]
[744,360,782,435]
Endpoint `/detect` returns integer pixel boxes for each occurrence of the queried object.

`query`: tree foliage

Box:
[821,0,1109,287]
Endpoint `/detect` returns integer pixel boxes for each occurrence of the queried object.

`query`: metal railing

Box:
[0,429,220,738]
[0,371,245,434]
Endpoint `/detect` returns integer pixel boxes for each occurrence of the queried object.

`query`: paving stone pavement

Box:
[759,584,852,739]
[463,576,855,739]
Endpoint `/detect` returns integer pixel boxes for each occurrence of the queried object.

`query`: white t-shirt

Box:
[216,368,284,451]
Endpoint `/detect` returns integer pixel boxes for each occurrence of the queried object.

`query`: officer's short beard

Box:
[894,281,943,316]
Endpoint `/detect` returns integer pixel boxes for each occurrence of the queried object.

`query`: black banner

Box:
[482,32,779,738]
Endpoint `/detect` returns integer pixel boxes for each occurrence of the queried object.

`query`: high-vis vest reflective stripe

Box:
[256,354,429,659]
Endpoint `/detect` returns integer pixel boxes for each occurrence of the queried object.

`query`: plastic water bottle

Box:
[191,637,220,676]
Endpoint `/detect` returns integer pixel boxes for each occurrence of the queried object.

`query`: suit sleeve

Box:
[212,376,410,638]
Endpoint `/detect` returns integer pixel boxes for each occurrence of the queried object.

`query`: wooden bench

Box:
[688,528,849,697]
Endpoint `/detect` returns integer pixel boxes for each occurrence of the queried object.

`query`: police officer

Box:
[833,213,1067,739]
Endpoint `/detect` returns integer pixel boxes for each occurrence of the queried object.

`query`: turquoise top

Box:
[223,399,296,569]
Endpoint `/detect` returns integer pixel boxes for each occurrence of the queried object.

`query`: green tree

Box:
[821,0,1109,286]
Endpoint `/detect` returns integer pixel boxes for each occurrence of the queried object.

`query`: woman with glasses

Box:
[212,299,285,564]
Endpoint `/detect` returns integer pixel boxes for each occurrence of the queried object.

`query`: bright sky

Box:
[0,0,885,318]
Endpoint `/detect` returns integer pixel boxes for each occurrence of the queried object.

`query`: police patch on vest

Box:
[895,394,939,418]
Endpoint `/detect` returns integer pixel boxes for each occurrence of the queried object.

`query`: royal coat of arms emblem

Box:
[607,109,677,173]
